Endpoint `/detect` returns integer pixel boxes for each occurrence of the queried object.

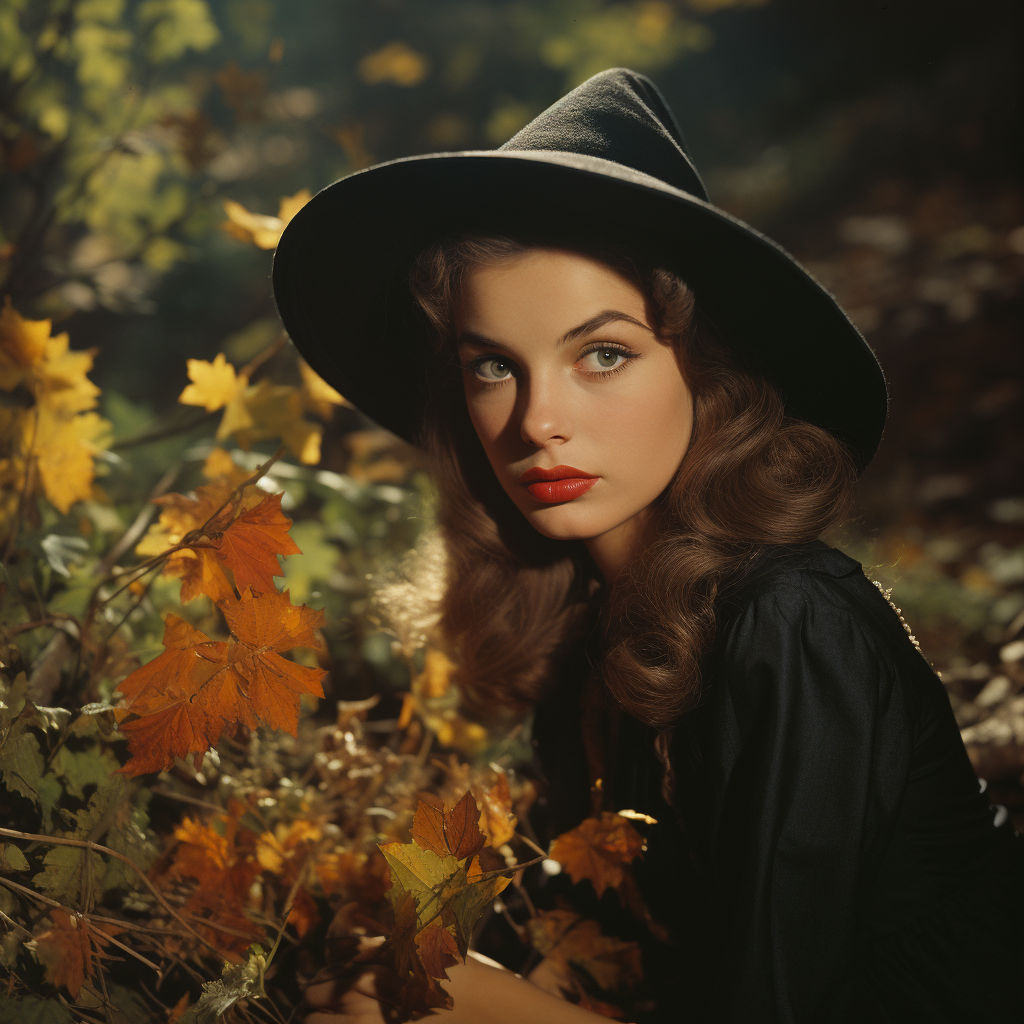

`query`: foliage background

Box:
[1,0,1022,1020]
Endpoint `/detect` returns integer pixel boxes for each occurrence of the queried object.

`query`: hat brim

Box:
[272,149,888,469]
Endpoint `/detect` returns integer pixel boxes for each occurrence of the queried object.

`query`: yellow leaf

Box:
[179,353,247,412]
[276,189,312,224]
[220,191,308,250]
[298,357,347,419]
[32,407,110,514]
[231,380,322,464]
[358,41,429,87]
[202,446,251,486]
[35,333,100,415]
[0,297,49,390]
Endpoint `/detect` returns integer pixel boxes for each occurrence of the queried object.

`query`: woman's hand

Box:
[304,969,388,1024]
[302,948,614,1024]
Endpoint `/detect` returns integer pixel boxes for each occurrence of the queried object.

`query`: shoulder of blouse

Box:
[710,539,916,686]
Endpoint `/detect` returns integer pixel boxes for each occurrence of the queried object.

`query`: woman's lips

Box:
[520,465,598,504]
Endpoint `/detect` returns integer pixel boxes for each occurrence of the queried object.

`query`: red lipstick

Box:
[520,465,598,504]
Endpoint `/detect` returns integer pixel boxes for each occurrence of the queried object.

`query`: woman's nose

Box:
[518,377,572,448]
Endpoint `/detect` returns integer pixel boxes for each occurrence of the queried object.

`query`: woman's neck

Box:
[584,507,653,583]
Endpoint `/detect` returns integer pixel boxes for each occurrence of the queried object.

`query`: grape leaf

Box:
[549,813,645,899]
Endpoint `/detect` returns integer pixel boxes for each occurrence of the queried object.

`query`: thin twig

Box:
[97,464,181,574]
[240,331,288,379]
[0,876,161,975]
[0,827,226,960]
[108,410,215,452]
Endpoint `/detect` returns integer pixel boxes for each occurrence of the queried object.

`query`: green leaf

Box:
[0,997,75,1024]
[137,0,221,63]
[0,843,29,872]
[0,725,45,803]
[33,845,105,908]
[52,745,120,800]
[379,841,464,930]
[180,949,266,1024]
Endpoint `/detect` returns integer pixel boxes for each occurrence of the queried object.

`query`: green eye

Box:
[474,358,513,381]
[581,347,628,372]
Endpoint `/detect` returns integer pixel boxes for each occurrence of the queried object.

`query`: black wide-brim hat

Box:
[273,67,887,470]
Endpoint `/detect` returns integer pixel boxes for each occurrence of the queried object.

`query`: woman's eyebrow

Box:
[456,310,652,351]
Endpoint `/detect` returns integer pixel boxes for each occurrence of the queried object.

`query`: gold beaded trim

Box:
[870,579,923,654]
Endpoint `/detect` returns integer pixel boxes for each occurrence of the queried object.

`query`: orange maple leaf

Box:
[548,813,645,899]
[115,589,326,775]
[170,809,264,955]
[214,491,301,594]
[136,486,298,604]
[411,791,486,861]
[32,910,112,998]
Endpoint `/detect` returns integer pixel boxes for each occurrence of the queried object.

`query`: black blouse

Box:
[528,541,1024,1023]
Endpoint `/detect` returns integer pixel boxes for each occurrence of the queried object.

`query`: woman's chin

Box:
[519,503,610,542]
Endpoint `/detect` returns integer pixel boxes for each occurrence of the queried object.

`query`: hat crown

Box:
[500,67,708,202]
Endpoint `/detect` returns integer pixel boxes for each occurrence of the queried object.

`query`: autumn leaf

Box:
[0,301,109,515]
[549,813,645,899]
[299,358,348,419]
[475,772,517,848]
[170,809,264,955]
[0,296,49,388]
[221,189,311,249]
[214,492,301,594]
[179,352,247,413]
[115,590,326,775]
[136,487,297,604]
[415,917,462,980]
[31,910,112,998]
[527,909,642,996]
[411,792,486,861]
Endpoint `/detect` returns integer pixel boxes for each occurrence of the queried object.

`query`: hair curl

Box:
[401,233,858,772]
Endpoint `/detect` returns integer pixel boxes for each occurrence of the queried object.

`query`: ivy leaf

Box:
[51,745,120,800]
[548,813,645,899]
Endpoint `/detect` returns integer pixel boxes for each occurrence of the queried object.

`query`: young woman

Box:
[274,70,1023,1023]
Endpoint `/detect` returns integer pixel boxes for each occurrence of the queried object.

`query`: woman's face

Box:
[455,248,693,571]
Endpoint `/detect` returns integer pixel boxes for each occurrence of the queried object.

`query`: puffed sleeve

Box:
[702,571,913,1023]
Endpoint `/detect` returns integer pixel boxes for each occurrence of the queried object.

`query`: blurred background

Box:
[2,0,1022,817]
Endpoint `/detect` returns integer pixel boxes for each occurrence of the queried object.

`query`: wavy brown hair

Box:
[401,233,858,749]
